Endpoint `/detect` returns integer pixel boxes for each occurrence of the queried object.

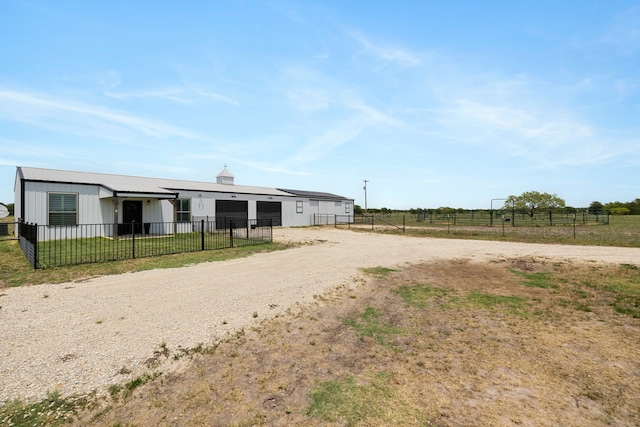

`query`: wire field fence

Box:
[413,209,609,227]
[16,219,272,269]
[348,209,610,228]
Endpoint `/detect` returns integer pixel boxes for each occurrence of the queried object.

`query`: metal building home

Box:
[14,166,354,241]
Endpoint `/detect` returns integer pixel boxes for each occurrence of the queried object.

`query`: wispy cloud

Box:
[599,5,640,54]
[348,30,421,67]
[0,137,78,161]
[287,87,330,112]
[0,88,200,141]
[197,90,241,106]
[289,101,401,164]
[105,88,193,103]
[105,87,241,106]
[427,95,638,169]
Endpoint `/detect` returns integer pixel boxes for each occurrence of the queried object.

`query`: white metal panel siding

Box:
[279,199,308,227]
[22,181,101,225]
[160,200,175,223]
[178,191,216,219]
[98,186,112,198]
[14,175,22,222]
[248,200,257,221]
[99,198,115,224]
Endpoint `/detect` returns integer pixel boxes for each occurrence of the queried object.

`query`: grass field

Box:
[0,239,290,288]
[350,213,640,247]
[3,257,635,426]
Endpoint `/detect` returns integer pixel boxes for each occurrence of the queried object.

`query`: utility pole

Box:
[363,180,369,213]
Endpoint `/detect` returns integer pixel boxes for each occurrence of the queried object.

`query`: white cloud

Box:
[0,88,200,141]
[288,101,401,164]
[197,91,241,106]
[105,88,193,104]
[348,30,421,67]
[599,5,640,54]
[287,87,330,112]
[105,87,241,106]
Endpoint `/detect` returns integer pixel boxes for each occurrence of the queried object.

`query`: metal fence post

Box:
[201,219,205,250]
[132,221,136,259]
[34,222,39,270]
[229,219,234,247]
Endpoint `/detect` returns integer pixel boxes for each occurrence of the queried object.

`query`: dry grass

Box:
[71,258,640,426]
[0,240,291,288]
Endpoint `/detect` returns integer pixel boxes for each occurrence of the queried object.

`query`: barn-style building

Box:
[14,166,354,239]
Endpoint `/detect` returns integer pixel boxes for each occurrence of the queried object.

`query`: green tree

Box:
[588,201,604,214]
[628,198,640,215]
[504,191,565,217]
[610,207,630,215]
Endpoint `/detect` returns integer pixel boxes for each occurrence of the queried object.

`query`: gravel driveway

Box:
[1,227,639,403]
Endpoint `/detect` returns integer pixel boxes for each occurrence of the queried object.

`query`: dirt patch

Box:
[82,258,640,426]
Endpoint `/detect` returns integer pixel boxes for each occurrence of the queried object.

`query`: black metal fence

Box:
[16,219,272,269]
[414,209,609,226]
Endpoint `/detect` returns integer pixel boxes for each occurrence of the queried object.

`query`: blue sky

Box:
[1,1,639,210]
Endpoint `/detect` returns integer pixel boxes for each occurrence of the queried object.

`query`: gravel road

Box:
[1,227,639,403]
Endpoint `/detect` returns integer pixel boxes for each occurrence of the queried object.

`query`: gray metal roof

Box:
[17,167,295,197]
[278,188,352,201]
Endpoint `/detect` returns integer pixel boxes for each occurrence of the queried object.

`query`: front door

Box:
[122,200,143,234]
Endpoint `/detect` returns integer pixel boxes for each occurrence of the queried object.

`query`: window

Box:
[49,193,78,226]
[296,200,303,214]
[177,198,191,222]
[345,203,351,214]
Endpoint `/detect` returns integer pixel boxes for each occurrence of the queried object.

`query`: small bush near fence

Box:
[17,219,272,269]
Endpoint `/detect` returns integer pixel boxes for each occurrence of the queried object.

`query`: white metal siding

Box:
[18,173,352,231]
[14,175,22,222]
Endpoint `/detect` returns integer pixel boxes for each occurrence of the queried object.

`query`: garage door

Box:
[216,200,248,227]
[257,201,282,226]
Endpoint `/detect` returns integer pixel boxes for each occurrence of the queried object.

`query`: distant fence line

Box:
[392,209,608,227]
[14,219,272,269]
[315,210,610,231]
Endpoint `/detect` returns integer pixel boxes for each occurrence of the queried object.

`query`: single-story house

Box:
[14,166,354,239]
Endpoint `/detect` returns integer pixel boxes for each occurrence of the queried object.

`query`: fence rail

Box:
[413,209,609,227]
[16,219,272,269]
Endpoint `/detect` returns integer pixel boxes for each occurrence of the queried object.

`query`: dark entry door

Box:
[122,200,143,234]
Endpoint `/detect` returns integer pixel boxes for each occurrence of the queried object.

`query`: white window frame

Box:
[296,200,303,214]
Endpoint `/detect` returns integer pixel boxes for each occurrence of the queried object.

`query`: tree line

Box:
[354,192,640,216]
